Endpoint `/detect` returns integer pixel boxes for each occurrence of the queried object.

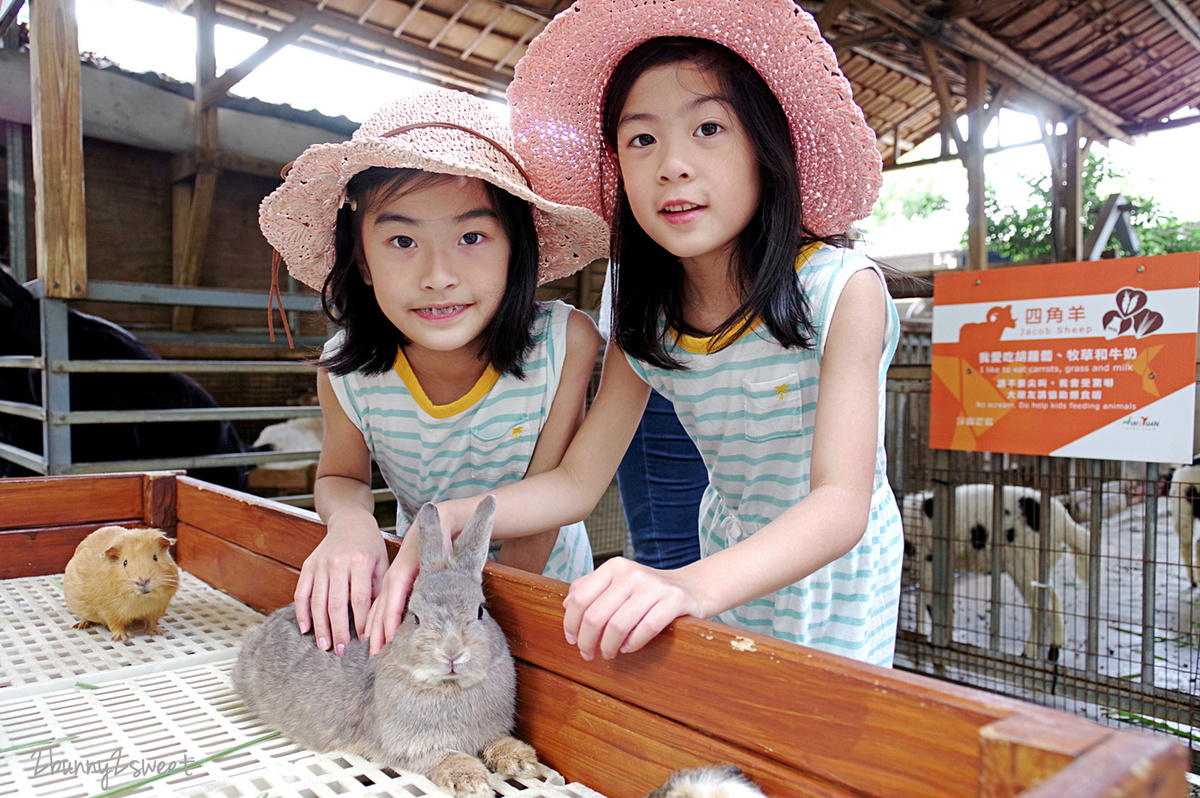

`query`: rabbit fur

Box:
[232,496,543,796]
[647,765,768,798]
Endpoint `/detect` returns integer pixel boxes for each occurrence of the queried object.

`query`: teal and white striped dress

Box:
[325,300,594,582]
[626,245,904,666]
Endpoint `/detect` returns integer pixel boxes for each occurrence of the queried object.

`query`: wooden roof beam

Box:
[815,0,854,33]
[863,0,1131,142]
[200,15,315,110]
[1148,0,1200,56]
[918,39,965,155]
[219,0,513,93]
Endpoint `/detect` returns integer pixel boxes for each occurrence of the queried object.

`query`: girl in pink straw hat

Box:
[259,87,609,657]
[397,0,906,668]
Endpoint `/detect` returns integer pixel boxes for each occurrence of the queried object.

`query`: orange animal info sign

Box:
[930,252,1200,462]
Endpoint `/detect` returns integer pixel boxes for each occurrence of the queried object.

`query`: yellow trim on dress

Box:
[673,243,823,355]
[392,348,500,419]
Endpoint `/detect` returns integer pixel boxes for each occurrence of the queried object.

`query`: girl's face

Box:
[614,61,761,272]
[358,175,510,361]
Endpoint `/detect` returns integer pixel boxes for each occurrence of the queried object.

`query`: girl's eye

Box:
[696,122,722,137]
[460,232,485,245]
[628,133,655,148]
[392,235,416,249]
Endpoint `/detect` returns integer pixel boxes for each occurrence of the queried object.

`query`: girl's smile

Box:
[358,176,509,371]
[615,62,760,273]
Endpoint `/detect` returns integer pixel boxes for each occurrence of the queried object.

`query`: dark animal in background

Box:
[0,269,252,489]
[901,484,1090,660]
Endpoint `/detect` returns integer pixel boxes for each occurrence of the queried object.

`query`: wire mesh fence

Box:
[886,368,1200,768]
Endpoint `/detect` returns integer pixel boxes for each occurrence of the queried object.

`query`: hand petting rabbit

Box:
[233,496,548,797]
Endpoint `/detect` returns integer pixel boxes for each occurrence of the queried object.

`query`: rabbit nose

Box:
[136,577,152,594]
[446,648,470,673]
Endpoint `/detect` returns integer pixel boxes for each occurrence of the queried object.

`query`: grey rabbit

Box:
[232,496,547,797]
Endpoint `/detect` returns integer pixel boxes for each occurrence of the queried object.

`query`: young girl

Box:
[384,0,905,668]
[258,88,609,656]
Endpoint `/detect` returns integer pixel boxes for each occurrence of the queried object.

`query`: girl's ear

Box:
[356,254,373,286]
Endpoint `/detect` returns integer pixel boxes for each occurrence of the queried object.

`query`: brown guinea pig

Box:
[64,525,179,641]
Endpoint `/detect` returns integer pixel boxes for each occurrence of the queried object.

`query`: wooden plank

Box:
[0,473,145,528]
[979,711,1111,797]
[175,476,325,570]
[482,566,1016,798]
[0,523,109,578]
[175,521,295,614]
[29,0,87,299]
[200,17,314,110]
[1018,732,1189,798]
[514,663,857,798]
[171,165,219,331]
[142,472,179,528]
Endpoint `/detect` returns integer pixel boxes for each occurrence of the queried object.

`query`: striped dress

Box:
[626,245,904,666]
[325,300,594,582]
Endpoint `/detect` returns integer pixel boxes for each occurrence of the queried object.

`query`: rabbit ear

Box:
[452,495,496,576]
[414,502,451,570]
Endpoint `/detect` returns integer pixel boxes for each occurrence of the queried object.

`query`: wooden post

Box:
[964,59,988,271]
[29,0,87,299]
[173,0,220,331]
[1062,116,1083,263]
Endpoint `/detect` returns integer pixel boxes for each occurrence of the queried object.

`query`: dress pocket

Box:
[742,373,801,442]
[468,415,540,483]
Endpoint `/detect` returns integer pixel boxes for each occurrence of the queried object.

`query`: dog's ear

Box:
[922,496,934,519]
[1019,495,1042,532]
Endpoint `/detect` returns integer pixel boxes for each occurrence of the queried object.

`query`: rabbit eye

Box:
[477,604,485,621]
[410,612,420,626]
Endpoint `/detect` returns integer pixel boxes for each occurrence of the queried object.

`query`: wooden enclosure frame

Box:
[0,472,1188,797]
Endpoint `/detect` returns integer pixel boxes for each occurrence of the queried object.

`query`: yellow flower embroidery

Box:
[775,384,790,401]
[511,426,524,439]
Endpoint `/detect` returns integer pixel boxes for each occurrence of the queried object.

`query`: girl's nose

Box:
[421,251,459,290]
[657,143,691,183]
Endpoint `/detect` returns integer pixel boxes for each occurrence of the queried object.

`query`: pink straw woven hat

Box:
[259,87,609,291]
[507,0,883,237]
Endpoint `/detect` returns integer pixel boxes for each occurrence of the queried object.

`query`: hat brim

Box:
[508,0,883,237]
[259,89,609,292]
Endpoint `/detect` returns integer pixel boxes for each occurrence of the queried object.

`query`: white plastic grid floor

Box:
[0,572,264,688]
[0,575,607,798]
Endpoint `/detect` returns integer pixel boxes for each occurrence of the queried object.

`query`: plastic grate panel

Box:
[0,575,609,797]
[0,573,264,689]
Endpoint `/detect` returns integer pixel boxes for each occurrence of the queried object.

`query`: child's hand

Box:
[364,532,422,656]
[562,557,704,660]
[294,518,388,656]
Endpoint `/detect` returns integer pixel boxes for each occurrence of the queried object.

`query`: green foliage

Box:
[981,153,1200,262]
[871,176,950,225]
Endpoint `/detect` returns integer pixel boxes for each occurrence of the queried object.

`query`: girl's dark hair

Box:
[603,37,837,370]
[316,167,539,378]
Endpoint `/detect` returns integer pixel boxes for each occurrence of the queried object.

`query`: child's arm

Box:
[495,308,602,572]
[294,369,391,655]
[365,339,650,655]
[441,340,650,537]
[562,270,889,659]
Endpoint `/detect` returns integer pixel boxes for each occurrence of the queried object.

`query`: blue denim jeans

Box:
[615,389,709,569]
